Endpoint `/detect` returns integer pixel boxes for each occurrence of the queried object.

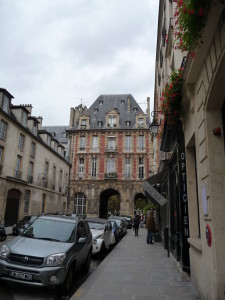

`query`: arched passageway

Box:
[99,189,120,219]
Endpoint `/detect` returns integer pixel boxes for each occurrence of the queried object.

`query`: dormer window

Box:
[2,95,9,113]
[126,121,130,126]
[47,135,51,146]
[21,110,27,127]
[94,108,99,112]
[121,99,125,104]
[133,107,138,112]
[81,119,86,129]
[99,100,103,105]
[108,116,116,127]
[138,118,144,126]
[98,121,103,127]
[33,123,38,136]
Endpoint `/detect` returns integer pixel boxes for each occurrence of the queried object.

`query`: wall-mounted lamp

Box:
[149,111,161,137]
[213,127,221,136]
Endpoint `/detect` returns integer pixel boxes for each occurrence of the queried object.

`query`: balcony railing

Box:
[14,170,22,180]
[105,147,117,152]
[104,172,117,179]
[27,175,33,184]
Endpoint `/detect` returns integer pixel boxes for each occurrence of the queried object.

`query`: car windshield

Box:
[88,222,104,230]
[22,218,76,243]
[111,219,121,226]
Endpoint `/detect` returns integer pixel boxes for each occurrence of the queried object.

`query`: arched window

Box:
[73,193,86,215]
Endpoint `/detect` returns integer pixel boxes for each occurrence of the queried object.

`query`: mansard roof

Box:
[71,94,150,130]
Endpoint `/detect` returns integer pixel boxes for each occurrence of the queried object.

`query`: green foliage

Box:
[143,203,156,216]
[135,198,147,210]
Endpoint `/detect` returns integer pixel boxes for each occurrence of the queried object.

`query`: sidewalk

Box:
[72,227,198,300]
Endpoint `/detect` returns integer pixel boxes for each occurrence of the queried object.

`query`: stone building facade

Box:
[152,1,225,299]
[0,88,70,226]
[67,95,153,218]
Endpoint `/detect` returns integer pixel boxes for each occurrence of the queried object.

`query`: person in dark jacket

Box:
[133,214,140,236]
[146,210,156,244]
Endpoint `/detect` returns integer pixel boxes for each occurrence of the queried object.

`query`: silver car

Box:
[0,215,92,298]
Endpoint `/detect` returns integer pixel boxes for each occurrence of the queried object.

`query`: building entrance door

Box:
[4,189,21,226]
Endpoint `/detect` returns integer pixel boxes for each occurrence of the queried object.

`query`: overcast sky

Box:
[0,0,159,126]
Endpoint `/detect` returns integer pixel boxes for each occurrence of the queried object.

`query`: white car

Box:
[87,218,116,256]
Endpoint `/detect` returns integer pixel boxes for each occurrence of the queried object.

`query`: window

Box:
[30,142,36,158]
[52,166,56,190]
[92,136,98,151]
[139,157,144,179]
[73,193,86,215]
[21,110,27,126]
[81,119,86,129]
[33,123,38,136]
[80,136,86,150]
[0,120,7,140]
[91,157,97,177]
[24,190,30,213]
[94,108,98,112]
[28,161,33,183]
[76,222,86,240]
[108,137,116,150]
[98,121,103,127]
[126,121,130,126]
[43,161,49,187]
[79,158,84,179]
[47,135,51,146]
[138,135,144,150]
[59,170,63,192]
[107,157,115,174]
[18,133,25,150]
[15,155,22,179]
[125,157,131,178]
[2,95,9,113]
[0,146,3,163]
[41,194,46,214]
[108,116,116,127]
[138,118,144,126]
[125,135,132,151]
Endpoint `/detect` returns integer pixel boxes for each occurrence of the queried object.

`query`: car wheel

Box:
[83,250,91,273]
[60,263,76,299]
[0,234,6,241]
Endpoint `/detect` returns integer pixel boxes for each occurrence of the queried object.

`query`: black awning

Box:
[146,171,166,185]
[143,181,167,206]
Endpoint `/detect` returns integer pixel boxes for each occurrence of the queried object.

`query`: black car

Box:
[13,215,38,236]
[121,215,133,229]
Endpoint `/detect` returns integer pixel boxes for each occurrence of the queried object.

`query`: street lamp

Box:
[149,111,161,137]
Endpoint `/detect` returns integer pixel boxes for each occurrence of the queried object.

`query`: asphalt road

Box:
[0,235,106,300]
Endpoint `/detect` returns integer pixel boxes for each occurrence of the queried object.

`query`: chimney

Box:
[24,104,33,115]
[69,108,75,127]
[146,97,150,117]
[37,116,43,129]
[127,97,131,111]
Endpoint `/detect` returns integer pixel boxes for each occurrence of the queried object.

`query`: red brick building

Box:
[67,94,153,218]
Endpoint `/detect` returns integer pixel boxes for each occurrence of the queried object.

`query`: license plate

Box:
[9,270,33,281]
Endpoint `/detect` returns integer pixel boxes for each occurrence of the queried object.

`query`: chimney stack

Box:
[147,97,150,117]
[37,116,43,129]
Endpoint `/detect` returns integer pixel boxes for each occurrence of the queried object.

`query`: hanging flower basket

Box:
[159,68,183,128]
[174,0,211,54]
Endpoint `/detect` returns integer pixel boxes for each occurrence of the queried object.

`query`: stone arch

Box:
[134,192,148,215]
[99,188,121,219]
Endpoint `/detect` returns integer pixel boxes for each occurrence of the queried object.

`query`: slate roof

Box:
[42,126,69,144]
[70,94,150,130]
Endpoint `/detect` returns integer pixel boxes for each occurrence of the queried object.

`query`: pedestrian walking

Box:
[146,210,156,244]
[133,214,140,236]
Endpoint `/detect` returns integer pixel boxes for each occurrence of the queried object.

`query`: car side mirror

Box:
[77,237,86,244]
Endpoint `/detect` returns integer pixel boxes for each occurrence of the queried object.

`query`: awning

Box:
[143,181,167,206]
[146,170,166,185]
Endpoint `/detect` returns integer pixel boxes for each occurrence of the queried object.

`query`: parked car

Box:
[108,219,120,243]
[0,223,6,241]
[87,218,116,256]
[0,214,93,298]
[121,215,133,229]
[12,215,38,236]
[109,217,127,238]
